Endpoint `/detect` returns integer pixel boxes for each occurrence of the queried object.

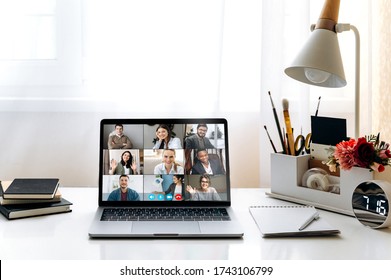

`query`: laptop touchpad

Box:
[132,221,201,235]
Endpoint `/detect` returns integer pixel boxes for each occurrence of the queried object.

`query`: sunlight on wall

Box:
[372,1,391,142]
[371,1,391,183]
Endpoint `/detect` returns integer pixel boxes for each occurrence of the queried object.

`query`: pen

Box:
[298,211,320,231]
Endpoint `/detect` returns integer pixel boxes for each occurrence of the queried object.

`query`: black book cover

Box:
[0,198,72,219]
[3,178,60,199]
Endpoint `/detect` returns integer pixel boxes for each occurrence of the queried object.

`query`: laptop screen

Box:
[99,118,231,206]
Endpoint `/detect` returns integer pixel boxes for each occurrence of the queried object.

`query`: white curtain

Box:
[371,1,391,182]
[82,0,224,112]
[372,1,391,140]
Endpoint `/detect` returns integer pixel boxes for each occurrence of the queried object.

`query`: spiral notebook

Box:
[249,205,340,237]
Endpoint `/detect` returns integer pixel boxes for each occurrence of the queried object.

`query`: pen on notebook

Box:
[268,91,287,154]
[315,96,321,117]
[264,125,277,153]
[299,211,320,231]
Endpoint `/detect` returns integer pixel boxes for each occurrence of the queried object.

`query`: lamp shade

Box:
[284,28,346,88]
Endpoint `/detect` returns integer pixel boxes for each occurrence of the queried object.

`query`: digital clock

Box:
[352,180,391,228]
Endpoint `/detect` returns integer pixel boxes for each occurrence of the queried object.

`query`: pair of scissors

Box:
[294,133,312,155]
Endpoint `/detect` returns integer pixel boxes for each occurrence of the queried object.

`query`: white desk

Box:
[1,187,391,260]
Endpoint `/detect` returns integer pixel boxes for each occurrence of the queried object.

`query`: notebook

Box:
[249,205,340,237]
[2,178,59,199]
[0,181,62,205]
[88,118,243,238]
[0,198,72,220]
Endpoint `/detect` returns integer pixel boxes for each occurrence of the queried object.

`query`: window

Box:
[0,0,56,60]
[0,0,81,86]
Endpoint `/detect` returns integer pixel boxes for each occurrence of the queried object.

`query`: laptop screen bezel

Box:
[98,118,231,207]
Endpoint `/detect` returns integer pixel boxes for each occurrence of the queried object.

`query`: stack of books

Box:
[0,178,72,220]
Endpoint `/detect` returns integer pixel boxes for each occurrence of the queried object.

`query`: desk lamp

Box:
[284,0,360,138]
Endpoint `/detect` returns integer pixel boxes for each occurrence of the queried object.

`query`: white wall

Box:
[0,108,260,188]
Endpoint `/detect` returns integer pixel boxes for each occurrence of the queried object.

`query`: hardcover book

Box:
[0,198,72,220]
[2,178,60,199]
[1,181,62,205]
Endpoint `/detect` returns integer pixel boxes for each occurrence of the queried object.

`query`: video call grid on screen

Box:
[99,119,231,206]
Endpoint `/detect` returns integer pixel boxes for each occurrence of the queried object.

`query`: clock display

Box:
[352,181,390,228]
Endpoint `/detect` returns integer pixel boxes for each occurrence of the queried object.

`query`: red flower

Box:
[325,134,391,173]
[353,137,375,168]
[371,162,385,172]
[379,149,391,159]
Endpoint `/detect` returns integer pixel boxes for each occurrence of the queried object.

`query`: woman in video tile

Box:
[153,124,182,149]
[186,174,221,201]
[109,150,138,175]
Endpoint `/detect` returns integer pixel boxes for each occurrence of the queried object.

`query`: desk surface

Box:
[1,187,391,260]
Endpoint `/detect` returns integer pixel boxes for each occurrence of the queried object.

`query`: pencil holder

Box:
[270,153,310,188]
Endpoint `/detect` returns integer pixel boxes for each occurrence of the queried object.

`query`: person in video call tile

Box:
[186,174,221,201]
[154,149,184,175]
[152,124,182,149]
[153,175,185,201]
[108,124,133,149]
[184,124,215,149]
[109,151,138,175]
[107,175,140,201]
[191,149,225,175]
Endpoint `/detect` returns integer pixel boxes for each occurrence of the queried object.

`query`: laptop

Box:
[88,118,243,238]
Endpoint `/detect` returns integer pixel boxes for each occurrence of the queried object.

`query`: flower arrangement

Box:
[324,134,391,173]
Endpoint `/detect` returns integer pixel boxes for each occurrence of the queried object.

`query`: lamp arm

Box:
[336,23,361,138]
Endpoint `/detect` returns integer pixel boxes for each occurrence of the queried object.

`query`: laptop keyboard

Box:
[100,207,231,221]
